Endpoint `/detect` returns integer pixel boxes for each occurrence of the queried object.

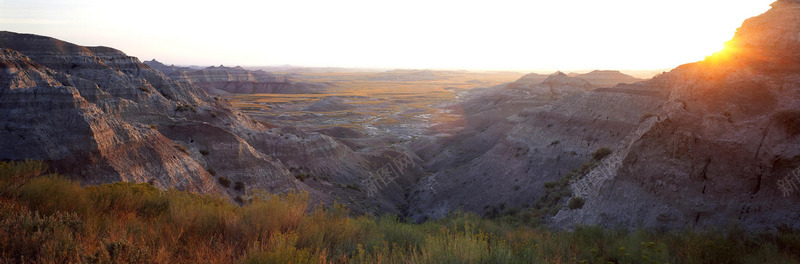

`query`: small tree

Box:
[568,197,585,209]
[592,148,612,160]
[218,176,231,188]
[234,181,244,191]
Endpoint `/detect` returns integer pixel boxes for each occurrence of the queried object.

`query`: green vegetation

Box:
[175,104,197,113]
[218,176,231,187]
[235,181,245,191]
[592,147,613,160]
[568,197,585,210]
[499,147,614,223]
[294,174,309,182]
[2,161,799,263]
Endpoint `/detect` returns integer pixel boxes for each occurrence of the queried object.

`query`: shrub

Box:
[550,140,560,145]
[0,160,47,197]
[592,147,612,160]
[218,176,231,187]
[199,150,210,156]
[568,197,585,209]
[175,104,197,113]
[2,161,800,263]
[294,174,307,182]
[207,168,216,176]
[235,181,245,191]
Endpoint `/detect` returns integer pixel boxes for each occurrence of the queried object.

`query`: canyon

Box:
[1,0,799,232]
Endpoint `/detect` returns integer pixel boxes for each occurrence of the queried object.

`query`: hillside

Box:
[554,0,800,230]
[571,70,644,88]
[143,60,329,94]
[0,31,426,215]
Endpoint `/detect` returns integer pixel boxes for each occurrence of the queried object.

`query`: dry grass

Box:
[2,161,799,264]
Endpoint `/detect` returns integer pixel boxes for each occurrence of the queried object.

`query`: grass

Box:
[1,160,799,263]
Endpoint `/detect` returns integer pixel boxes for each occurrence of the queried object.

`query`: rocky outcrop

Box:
[553,0,800,230]
[0,31,423,210]
[407,69,668,221]
[571,70,644,88]
[505,73,550,89]
[143,60,329,95]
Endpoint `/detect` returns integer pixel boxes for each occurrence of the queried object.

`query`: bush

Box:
[2,161,800,263]
[568,197,585,210]
[592,147,612,160]
[207,168,216,176]
[235,181,245,191]
[218,176,231,188]
[175,104,197,113]
[294,174,307,182]
[199,150,210,156]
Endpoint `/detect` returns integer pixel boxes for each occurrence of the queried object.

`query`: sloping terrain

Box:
[0,31,425,213]
[571,70,644,88]
[406,71,668,221]
[144,60,329,94]
[554,0,800,230]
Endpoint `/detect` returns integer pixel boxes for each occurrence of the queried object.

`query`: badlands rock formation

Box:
[407,70,668,221]
[143,60,328,95]
[571,70,644,88]
[0,31,423,212]
[304,97,355,112]
[554,0,800,230]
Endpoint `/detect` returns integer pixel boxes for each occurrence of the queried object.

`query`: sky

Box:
[0,0,775,72]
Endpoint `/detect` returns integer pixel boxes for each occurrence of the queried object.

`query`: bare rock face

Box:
[572,70,644,88]
[554,0,800,230]
[504,73,550,89]
[0,32,305,199]
[143,60,328,95]
[0,31,426,212]
[408,69,668,221]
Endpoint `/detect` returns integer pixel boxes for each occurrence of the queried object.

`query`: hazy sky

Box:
[0,0,774,71]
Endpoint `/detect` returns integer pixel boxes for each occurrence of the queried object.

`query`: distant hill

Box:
[570,70,644,88]
[144,60,329,94]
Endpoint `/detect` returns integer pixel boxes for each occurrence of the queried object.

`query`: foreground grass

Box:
[1,161,799,263]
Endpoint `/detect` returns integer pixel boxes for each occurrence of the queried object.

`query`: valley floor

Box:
[2,161,798,264]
